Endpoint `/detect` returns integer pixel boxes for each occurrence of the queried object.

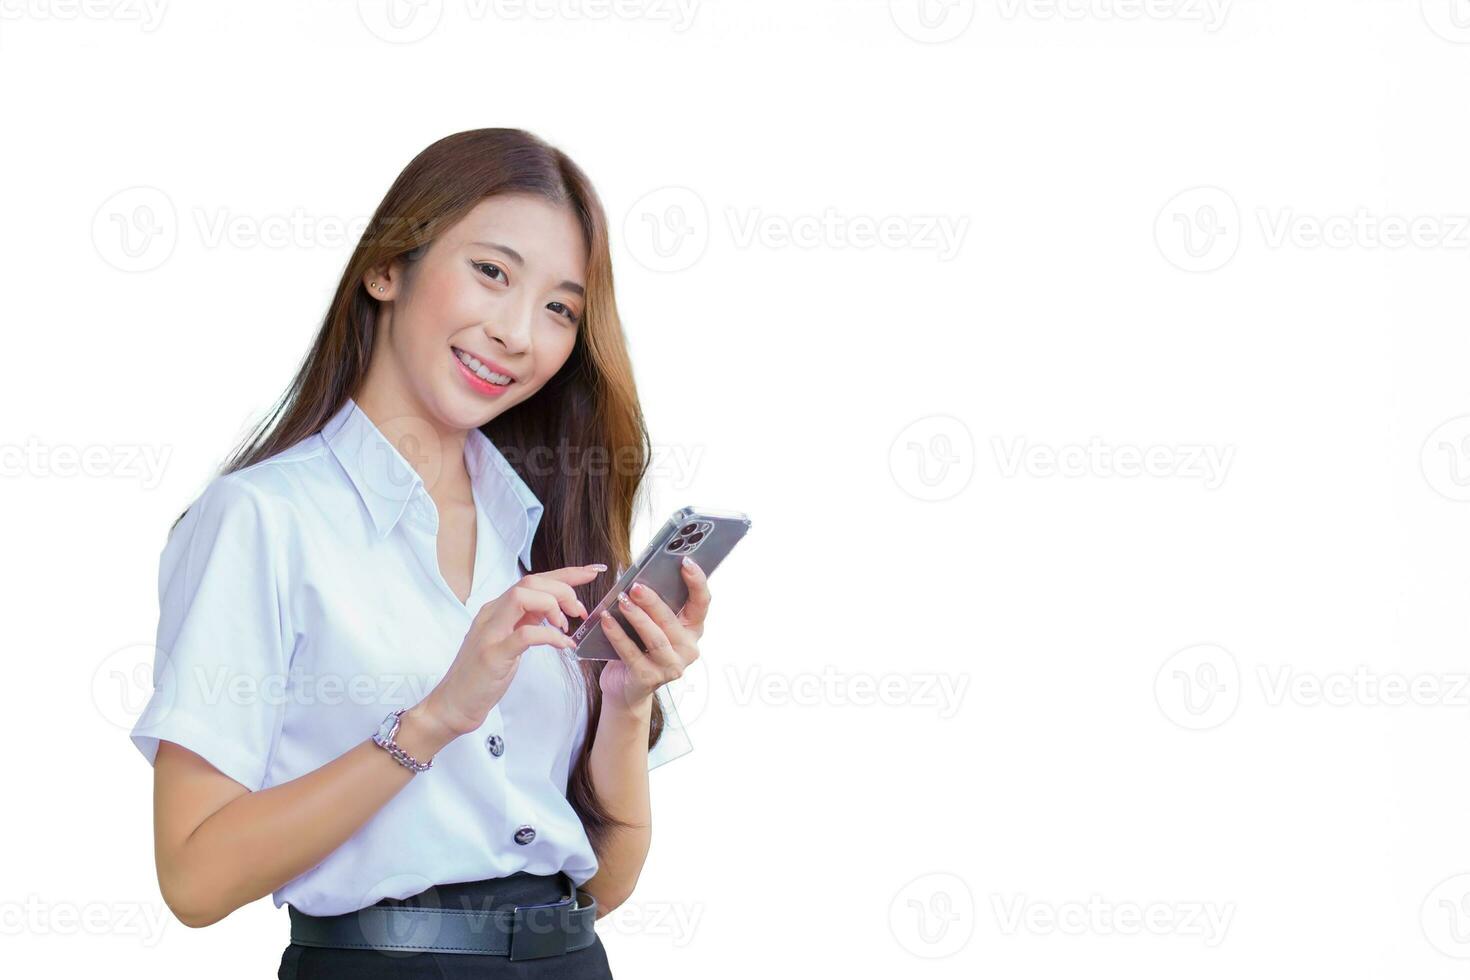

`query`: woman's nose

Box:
[482,304,535,354]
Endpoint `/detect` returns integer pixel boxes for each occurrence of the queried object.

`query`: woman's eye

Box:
[472,260,577,324]
[472,261,507,283]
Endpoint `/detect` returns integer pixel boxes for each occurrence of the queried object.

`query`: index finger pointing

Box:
[521,564,607,586]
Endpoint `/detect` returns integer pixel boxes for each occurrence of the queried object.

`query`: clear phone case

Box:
[647,681,694,770]
[572,506,752,662]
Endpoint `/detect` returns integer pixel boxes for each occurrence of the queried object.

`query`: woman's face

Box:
[364,193,588,433]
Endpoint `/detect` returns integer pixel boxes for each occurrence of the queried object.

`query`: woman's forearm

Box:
[582,694,654,915]
[162,702,457,927]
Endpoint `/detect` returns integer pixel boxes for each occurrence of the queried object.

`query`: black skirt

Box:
[277,871,615,979]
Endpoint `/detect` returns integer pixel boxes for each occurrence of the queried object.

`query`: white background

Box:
[5,0,1470,976]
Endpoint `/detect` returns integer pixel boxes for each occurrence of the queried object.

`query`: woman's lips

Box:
[451,348,512,396]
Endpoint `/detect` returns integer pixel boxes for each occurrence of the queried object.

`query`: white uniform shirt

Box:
[129,397,687,916]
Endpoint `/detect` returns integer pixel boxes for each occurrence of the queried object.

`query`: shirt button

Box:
[485,734,504,757]
[514,825,536,846]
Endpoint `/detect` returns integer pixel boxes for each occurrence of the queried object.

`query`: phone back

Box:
[573,507,751,660]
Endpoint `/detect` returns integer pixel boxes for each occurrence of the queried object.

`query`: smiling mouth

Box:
[451,347,515,386]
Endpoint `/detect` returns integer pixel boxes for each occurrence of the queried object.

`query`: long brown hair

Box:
[174,128,662,856]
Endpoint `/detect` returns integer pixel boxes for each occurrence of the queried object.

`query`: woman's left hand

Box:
[598,558,710,711]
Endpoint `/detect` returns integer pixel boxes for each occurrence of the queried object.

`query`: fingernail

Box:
[588,563,608,571]
[601,610,614,622]
[630,582,645,596]
[617,591,631,606]
[682,557,697,571]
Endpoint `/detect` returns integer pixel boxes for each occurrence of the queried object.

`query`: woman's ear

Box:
[362,261,400,300]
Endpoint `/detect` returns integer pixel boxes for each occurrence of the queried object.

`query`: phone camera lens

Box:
[668,536,688,552]
[686,531,704,544]
[679,523,698,535]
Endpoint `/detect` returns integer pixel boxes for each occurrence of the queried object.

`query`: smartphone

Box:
[572,506,752,660]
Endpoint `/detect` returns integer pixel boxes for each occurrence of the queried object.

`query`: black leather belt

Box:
[287,873,598,961]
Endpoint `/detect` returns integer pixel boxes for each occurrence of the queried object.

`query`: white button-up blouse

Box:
[129,397,686,917]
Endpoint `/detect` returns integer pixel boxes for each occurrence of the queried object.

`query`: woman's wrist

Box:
[393,700,460,761]
[599,689,655,753]
[604,688,655,722]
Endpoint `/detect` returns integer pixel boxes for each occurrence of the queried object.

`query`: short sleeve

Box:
[647,682,693,771]
[129,476,290,792]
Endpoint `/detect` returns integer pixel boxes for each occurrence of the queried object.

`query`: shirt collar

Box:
[322,397,544,569]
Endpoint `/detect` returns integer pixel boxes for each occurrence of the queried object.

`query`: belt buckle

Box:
[508,896,572,961]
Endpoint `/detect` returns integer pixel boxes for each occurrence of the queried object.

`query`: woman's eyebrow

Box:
[471,240,584,296]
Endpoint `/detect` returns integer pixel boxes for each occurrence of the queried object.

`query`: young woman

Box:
[128,128,710,979]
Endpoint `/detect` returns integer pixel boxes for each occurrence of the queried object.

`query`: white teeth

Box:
[454,349,512,385]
